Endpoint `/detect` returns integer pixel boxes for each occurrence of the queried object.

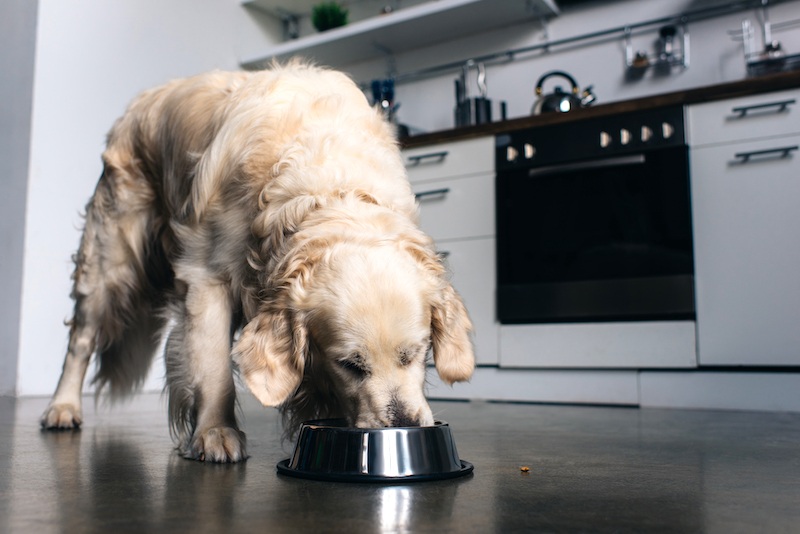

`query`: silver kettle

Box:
[531,71,595,115]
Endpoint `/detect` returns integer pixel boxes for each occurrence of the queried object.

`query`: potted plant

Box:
[312,2,348,32]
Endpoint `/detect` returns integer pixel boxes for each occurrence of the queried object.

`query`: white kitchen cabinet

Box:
[499,321,697,368]
[439,238,497,365]
[426,367,640,406]
[687,88,800,148]
[690,134,800,366]
[639,371,800,412]
[402,136,498,365]
[404,136,494,184]
[412,173,494,241]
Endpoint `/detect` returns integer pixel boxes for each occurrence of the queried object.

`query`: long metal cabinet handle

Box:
[734,145,798,162]
[414,188,451,199]
[407,151,449,165]
[731,99,795,116]
[528,154,645,178]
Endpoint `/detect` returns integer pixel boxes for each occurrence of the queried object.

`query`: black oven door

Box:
[496,145,694,324]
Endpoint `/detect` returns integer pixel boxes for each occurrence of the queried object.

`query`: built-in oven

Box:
[495,106,694,324]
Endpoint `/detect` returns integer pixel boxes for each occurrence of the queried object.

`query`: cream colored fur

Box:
[41,62,475,463]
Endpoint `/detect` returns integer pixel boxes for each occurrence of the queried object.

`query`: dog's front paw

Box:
[41,403,83,430]
[184,426,247,463]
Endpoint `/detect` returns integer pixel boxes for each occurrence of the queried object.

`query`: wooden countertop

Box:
[400,69,800,149]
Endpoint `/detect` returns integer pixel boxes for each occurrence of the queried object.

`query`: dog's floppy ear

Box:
[431,282,475,385]
[233,309,307,406]
[399,234,475,383]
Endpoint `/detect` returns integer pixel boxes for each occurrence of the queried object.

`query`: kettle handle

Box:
[535,71,579,96]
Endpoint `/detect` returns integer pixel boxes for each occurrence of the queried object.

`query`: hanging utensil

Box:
[454,61,492,127]
[477,62,487,98]
[474,62,491,124]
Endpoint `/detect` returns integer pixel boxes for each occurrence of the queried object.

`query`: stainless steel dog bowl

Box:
[277,419,473,482]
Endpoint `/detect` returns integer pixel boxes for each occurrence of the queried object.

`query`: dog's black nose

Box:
[387,398,420,427]
[391,412,420,427]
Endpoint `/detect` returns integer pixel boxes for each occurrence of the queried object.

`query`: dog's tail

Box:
[91,301,164,400]
[90,228,174,401]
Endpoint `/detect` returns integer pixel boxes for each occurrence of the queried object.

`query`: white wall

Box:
[16,0,281,396]
[341,0,800,133]
[0,0,38,397]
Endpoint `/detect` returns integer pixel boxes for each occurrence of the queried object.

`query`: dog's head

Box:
[233,229,474,430]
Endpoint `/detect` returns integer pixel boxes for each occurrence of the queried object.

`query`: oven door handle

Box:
[528,154,646,177]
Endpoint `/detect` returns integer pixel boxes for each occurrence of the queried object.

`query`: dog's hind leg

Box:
[165,271,246,462]
[42,165,158,429]
[40,301,98,429]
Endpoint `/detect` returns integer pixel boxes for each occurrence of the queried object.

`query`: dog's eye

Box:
[337,358,368,378]
[398,350,413,367]
[399,346,426,367]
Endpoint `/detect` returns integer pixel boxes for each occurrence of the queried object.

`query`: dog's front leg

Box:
[169,276,246,463]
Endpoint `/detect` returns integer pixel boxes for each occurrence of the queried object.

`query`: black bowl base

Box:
[276,459,474,483]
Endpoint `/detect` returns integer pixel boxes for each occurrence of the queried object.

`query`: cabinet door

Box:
[691,135,800,365]
[403,137,494,184]
[499,321,697,368]
[412,173,495,241]
[438,238,498,365]
[687,88,800,147]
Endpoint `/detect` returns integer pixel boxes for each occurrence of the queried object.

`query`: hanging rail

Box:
[389,0,794,85]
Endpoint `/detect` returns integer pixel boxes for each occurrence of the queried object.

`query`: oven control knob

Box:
[524,143,536,159]
[620,128,631,145]
[506,146,519,162]
[600,131,612,148]
[662,122,674,139]
[641,125,653,142]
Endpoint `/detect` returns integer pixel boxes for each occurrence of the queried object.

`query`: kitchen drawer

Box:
[438,238,498,365]
[499,321,697,368]
[403,136,494,183]
[687,88,800,147]
[413,173,494,241]
[690,135,800,365]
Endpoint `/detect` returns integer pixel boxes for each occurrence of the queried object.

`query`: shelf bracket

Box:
[276,8,299,41]
[526,0,551,44]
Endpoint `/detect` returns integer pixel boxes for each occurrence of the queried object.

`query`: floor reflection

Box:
[88,435,158,531]
[270,475,466,533]
[36,424,250,533]
[37,428,160,532]
[378,486,412,532]
[376,481,463,533]
[161,453,246,532]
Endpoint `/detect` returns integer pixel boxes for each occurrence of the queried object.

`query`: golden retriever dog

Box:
[40,62,475,463]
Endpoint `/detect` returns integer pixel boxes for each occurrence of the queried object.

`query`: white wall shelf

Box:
[240,0,559,70]
[244,0,428,18]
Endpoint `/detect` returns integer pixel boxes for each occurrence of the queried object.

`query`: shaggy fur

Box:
[40,63,475,463]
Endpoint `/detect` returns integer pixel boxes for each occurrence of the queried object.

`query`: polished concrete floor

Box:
[1,393,799,533]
